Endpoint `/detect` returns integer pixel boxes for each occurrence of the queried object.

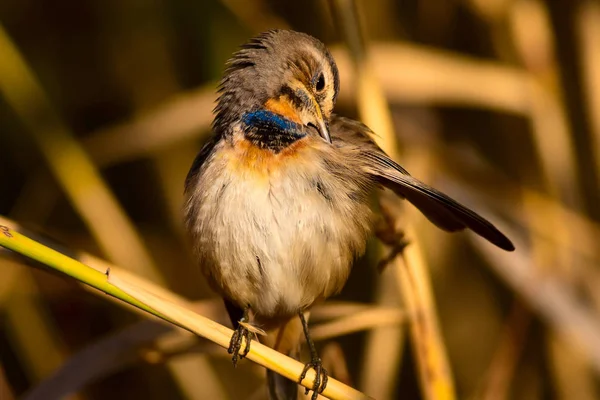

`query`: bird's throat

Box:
[242,110,306,153]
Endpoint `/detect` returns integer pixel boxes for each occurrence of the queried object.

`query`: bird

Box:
[184,29,514,400]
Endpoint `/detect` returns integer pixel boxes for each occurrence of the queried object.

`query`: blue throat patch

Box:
[241,110,306,152]
[242,110,302,132]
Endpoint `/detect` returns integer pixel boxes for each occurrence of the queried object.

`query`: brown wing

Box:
[330,115,514,252]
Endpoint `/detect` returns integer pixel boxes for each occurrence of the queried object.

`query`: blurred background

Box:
[1,0,600,399]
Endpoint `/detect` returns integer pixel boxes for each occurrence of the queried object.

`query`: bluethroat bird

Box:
[184,30,514,400]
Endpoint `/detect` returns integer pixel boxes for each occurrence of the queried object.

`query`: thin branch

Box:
[0,225,371,400]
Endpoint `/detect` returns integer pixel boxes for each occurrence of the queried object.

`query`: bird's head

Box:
[213,30,339,151]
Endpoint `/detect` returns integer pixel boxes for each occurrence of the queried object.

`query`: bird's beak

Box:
[269,81,332,144]
[315,118,331,144]
[309,97,331,144]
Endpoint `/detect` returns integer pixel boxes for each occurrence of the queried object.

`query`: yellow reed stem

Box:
[329,1,456,399]
[0,225,372,400]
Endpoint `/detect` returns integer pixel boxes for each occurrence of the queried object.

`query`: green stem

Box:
[0,225,167,321]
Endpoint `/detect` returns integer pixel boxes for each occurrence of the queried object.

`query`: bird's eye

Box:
[315,73,325,92]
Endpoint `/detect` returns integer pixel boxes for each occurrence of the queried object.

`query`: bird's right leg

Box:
[375,201,410,273]
[224,299,255,366]
[298,311,328,400]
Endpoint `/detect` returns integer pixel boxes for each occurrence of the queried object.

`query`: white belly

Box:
[186,144,372,318]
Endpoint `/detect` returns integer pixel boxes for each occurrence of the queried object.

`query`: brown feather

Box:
[329,115,515,251]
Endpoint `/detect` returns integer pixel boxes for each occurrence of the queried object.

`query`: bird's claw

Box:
[299,357,328,400]
[376,229,409,273]
[227,324,254,367]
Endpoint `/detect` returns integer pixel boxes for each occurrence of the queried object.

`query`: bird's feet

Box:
[299,356,328,400]
[298,311,328,399]
[376,231,409,273]
[228,320,254,367]
[375,209,410,273]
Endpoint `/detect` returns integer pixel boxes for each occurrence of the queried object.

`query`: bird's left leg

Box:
[298,311,328,400]
[375,198,410,273]
[225,301,255,367]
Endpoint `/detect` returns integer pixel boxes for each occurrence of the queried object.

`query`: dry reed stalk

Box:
[322,343,353,387]
[83,43,539,169]
[435,169,600,371]
[0,363,14,400]
[22,320,174,400]
[444,143,600,396]
[330,1,456,399]
[0,259,22,306]
[465,0,513,22]
[219,0,290,32]
[476,302,531,400]
[434,146,600,284]
[0,18,226,396]
[328,1,406,398]
[0,23,160,282]
[396,158,457,400]
[548,334,598,400]
[310,308,406,342]
[310,302,397,321]
[20,300,408,400]
[0,224,372,400]
[461,1,593,397]
[9,170,59,225]
[107,272,372,400]
[576,1,600,189]
[0,215,209,319]
[470,0,581,276]
[472,224,600,374]
[1,247,78,395]
[161,354,227,400]
[506,3,597,397]
[84,86,216,166]
[153,143,201,236]
[1,237,79,396]
[3,273,68,382]
[2,212,409,337]
[1,215,412,400]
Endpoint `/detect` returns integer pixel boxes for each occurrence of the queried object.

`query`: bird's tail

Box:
[263,316,305,400]
[267,359,299,400]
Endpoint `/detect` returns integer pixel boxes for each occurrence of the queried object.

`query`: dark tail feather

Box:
[374,170,515,251]
[267,353,299,400]
[265,317,304,399]
[224,300,303,399]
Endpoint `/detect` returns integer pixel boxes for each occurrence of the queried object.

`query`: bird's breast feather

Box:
[221,135,315,179]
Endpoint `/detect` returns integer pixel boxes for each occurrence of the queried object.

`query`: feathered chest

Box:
[193,136,370,239]
[184,137,374,316]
